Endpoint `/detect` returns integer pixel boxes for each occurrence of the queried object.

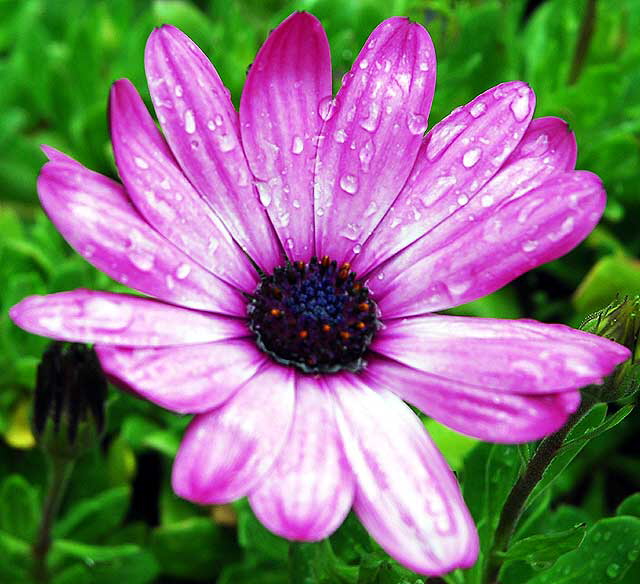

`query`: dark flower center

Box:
[247,256,379,373]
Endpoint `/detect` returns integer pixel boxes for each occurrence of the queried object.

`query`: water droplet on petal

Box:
[419,62,429,71]
[130,251,154,271]
[407,113,428,135]
[175,85,183,97]
[470,101,487,118]
[364,200,378,217]
[521,239,538,252]
[359,58,369,69]
[334,129,347,143]
[134,157,149,169]
[318,97,336,121]
[462,147,482,168]
[339,174,358,194]
[353,243,362,254]
[457,194,469,206]
[359,139,375,172]
[176,263,191,280]
[481,194,494,207]
[291,135,304,154]
[510,88,532,122]
[292,199,301,209]
[184,109,196,134]
[218,133,235,152]
[359,102,381,132]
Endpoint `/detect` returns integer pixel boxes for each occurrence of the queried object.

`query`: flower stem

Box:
[485,393,597,584]
[568,0,597,85]
[32,458,75,584]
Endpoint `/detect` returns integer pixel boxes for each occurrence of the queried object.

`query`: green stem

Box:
[485,393,597,584]
[32,458,75,584]
[568,0,597,85]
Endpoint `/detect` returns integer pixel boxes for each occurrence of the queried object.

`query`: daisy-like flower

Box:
[10,12,630,575]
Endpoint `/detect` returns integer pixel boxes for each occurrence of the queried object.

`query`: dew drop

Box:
[510,88,532,122]
[353,243,362,254]
[134,156,149,169]
[359,139,375,172]
[257,183,272,207]
[457,194,469,206]
[470,101,487,118]
[334,129,347,143]
[462,147,482,168]
[218,133,235,152]
[481,194,494,207]
[159,178,171,190]
[214,114,223,126]
[606,563,620,579]
[175,85,183,97]
[291,135,304,154]
[521,239,538,252]
[340,223,360,241]
[292,199,301,209]
[419,62,429,71]
[364,200,378,217]
[316,207,325,217]
[360,102,381,132]
[130,251,155,271]
[407,113,428,135]
[359,58,369,69]
[207,119,216,131]
[318,96,336,121]
[285,237,294,250]
[176,263,191,280]
[339,174,358,194]
[184,109,196,134]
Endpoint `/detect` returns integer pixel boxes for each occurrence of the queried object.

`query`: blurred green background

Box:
[1,0,639,582]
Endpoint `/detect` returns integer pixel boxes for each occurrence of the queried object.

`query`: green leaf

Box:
[53,486,131,542]
[357,552,425,583]
[0,474,40,541]
[0,529,29,582]
[527,404,608,505]
[289,541,358,584]
[526,516,640,583]
[150,517,235,581]
[52,540,159,584]
[573,255,640,314]
[235,499,288,563]
[461,443,521,584]
[617,493,640,518]
[498,524,586,564]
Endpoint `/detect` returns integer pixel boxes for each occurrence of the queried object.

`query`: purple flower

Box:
[10,12,629,575]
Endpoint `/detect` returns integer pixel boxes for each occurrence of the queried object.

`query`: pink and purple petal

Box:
[37,157,245,314]
[9,290,248,346]
[363,357,581,444]
[356,81,535,275]
[144,25,283,272]
[248,374,355,541]
[328,375,478,575]
[96,339,264,414]
[109,79,257,292]
[240,12,331,260]
[314,17,436,262]
[172,364,295,504]
[373,315,630,392]
[370,170,606,316]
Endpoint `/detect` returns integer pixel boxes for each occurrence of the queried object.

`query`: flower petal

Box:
[109,79,256,292]
[172,364,295,503]
[248,374,354,541]
[328,375,478,575]
[505,116,576,171]
[240,12,331,260]
[365,356,582,443]
[356,81,535,275]
[373,315,630,392]
[370,171,605,316]
[96,339,264,414]
[9,290,248,346]
[314,17,436,262]
[37,156,245,314]
[144,25,283,272]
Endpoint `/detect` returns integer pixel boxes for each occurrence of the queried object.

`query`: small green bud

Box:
[34,342,107,459]
[581,295,639,401]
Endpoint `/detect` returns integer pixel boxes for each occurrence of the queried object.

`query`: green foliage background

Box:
[1,0,639,582]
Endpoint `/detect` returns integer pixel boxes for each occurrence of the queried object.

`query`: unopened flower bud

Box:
[581,295,639,401]
[34,342,107,458]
